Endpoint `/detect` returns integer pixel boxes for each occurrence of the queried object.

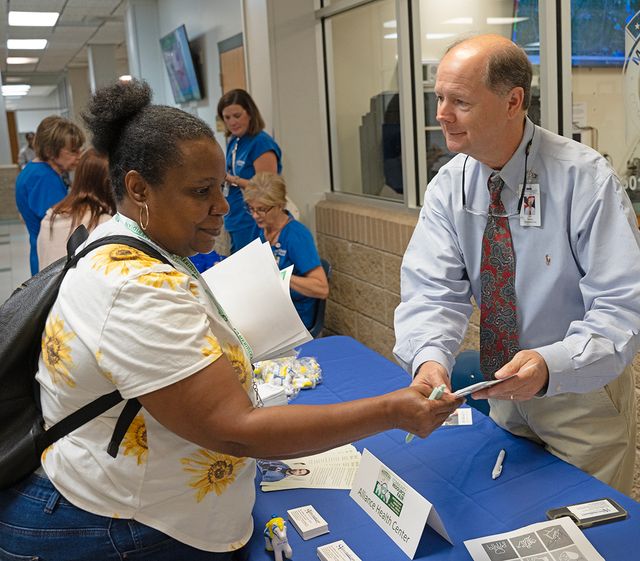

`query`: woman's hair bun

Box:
[82,79,152,155]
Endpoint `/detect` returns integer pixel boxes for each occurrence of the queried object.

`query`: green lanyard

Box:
[113,213,254,362]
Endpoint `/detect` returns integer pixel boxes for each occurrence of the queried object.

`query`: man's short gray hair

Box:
[445,37,533,110]
[484,42,533,110]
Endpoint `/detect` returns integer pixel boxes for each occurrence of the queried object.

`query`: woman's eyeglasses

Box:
[245,204,274,217]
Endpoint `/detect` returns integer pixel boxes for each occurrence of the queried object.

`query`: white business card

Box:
[317,540,362,561]
[288,505,329,540]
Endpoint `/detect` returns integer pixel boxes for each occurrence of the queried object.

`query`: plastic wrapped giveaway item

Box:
[253,355,323,399]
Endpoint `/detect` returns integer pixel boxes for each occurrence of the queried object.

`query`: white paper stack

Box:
[257,444,361,492]
[201,239,312,362]
[287,505,329,540]
[256,382,288,407]
[317,540,362,561]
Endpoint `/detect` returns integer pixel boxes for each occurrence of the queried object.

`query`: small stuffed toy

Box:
[264,514,293,561]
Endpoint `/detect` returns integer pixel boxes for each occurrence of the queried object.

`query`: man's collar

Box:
[492,118,536,195]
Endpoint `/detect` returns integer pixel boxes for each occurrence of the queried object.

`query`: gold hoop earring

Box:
[139,202,149,231]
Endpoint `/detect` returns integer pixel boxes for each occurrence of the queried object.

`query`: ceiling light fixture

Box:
[426,33,455,40]
[443,17,473,25]
[119,75,133,82]
[486,17,529,25]
[2,85,31,96]
[7,57,39,65]
[7,39,48,50]
[8,11,59,27]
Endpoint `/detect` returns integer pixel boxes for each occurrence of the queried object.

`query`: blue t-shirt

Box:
[15,161,67,275]
[260,214,321,329]
[188,250,225,273]
[224,131,282,232]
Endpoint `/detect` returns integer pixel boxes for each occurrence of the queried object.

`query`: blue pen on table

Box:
[405,383,447,443]
[492,449,506,479]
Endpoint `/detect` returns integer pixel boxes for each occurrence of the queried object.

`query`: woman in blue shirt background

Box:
[15,115,85,275]
[217,89,282,253]
[243,172,328,329]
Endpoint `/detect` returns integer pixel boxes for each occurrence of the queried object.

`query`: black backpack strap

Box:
[66,225,89,258]
[39,390,123,450]
[67,234,173,270]
[41,234,174,457]
[107,398,142,458]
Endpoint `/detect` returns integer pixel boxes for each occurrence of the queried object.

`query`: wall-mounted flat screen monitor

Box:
[512,0,637,67]
[159,24,203,103]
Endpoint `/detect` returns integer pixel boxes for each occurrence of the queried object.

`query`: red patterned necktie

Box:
[480,174,519,379]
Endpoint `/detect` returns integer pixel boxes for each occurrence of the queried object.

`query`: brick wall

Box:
[0,165,20,221]
[315,198,640,501]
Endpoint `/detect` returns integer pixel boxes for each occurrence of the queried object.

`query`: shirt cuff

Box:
[411,348,454,378]
[534,341,573,397]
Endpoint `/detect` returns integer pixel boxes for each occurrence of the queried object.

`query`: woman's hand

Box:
[387,385,463,438]
[225,173,240,186]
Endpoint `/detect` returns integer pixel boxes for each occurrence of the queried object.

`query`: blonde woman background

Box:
[243,172,328,329]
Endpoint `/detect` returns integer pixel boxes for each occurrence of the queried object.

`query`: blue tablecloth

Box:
[249,336,639,560]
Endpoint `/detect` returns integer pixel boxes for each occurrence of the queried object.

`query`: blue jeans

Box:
[0,472,249,561]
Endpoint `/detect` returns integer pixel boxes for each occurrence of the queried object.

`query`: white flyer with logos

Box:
[349,449,452,559]
[464,517,604,561]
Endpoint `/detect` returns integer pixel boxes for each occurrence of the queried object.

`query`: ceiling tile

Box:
[60,7,121,23]
[90,22,125,45]
[28,84,57,96]
[112,3,126,17]
[8,0,66,11]
[7,27,53,39]
[5,63,38,71]
[35,60,66,71]
[66,0,121,8]
[49,25,97,45]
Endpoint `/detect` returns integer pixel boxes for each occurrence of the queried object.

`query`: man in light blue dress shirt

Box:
[394,34,640,493]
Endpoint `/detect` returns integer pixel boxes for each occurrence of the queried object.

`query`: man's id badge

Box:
[520,182,541,226]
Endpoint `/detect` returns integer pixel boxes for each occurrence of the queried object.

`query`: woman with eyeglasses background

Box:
[243,172,328,330]
[217,89,282,254]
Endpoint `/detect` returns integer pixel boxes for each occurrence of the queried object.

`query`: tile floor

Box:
[0,219,31,305]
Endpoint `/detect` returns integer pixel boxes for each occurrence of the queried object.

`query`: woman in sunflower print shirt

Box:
[0,80,462,561]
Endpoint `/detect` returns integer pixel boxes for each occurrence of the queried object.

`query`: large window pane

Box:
[624,6,640,224]
[418,1,542,189]
[569,1,640,225]
[325,0,403,200]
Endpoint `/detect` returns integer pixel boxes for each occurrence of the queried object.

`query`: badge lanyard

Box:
[114,213,255,364]
[223,138,240,198]
[519,178,541,227]
[461,130,536,217]
[231,138,239,177]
